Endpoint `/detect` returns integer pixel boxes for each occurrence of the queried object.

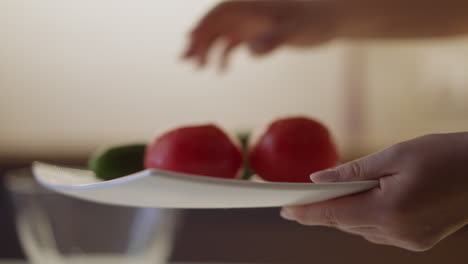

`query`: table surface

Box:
[0,261,23,264]
[0,261,253,264]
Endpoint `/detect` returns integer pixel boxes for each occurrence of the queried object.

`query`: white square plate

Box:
[33,162,378,209]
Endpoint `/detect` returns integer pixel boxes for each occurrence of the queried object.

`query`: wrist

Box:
[334,0,468,39]
[333,0,382,39]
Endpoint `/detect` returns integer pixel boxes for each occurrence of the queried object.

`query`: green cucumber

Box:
[89,144,147,181]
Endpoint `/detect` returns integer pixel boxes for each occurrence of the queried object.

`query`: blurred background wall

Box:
[360,40,468,153]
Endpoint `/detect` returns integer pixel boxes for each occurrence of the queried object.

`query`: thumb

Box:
[247,28,291,55]
[310,150,395,183]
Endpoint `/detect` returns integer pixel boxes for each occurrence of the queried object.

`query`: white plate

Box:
[32,162,378,209]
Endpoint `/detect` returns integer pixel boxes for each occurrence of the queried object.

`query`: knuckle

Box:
[218,1,242,12]
[291,210,307,225]
[206,2,236,21]
[338,162,362,181]
[387,133,440,163]
[293,205,341,227]
[386,141,410,159]
[349,162,363,180]
[319,205,340,226]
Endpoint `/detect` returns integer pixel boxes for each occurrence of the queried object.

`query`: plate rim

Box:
[33,162,379,191]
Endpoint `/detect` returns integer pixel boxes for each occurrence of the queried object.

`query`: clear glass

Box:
[5,168,179,264]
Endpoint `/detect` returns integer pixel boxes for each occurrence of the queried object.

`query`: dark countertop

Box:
[0,163,25,259]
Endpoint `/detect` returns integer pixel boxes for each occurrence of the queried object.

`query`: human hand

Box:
[280,133,468,251]
[182,0,341,69]
[183,0,468,70]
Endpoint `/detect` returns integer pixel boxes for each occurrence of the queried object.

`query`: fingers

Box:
[337,226,394,246]
[183,1,244,69]
[280,188,379,227]
[183,27,239,69]
[339,227,396,247]
[363,235,393,246]
[337,226,380,236]
[196,33,220,68]
[184,33,243,70]
[185,27,290,70]
[182,1,283,70]
[310,147,399,183]
[182,2,226,68]
[184,31,219,67]
[220,37,242,71]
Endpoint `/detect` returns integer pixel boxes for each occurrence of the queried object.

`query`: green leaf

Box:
[237,132,254,180]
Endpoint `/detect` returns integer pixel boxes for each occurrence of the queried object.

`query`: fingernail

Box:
[310,170,338,183]
[280,208,295,221]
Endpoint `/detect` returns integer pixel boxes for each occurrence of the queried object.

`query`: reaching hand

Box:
[183,0,340,69]
[183,0,468,70]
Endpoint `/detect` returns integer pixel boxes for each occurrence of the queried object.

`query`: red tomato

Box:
[249,117,338,182]
[145,124,242,179]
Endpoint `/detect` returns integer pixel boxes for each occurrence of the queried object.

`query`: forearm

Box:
[335,0,468,39]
